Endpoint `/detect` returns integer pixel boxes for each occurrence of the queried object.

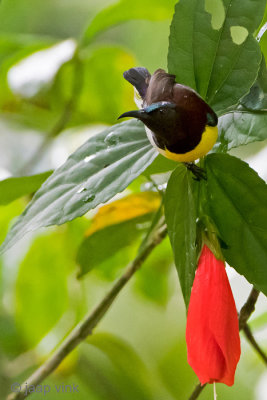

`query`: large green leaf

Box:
[0,171,52,205]
[168,0,264,114]
[164,164,197,307]
[158,341,196,399]
[206,153,267,297]
[82,0,176,45]
[77,214,154,278]
[240,57,267,111]
[79,336,153,400]
[87,332,152,397]
[216,110,267,152]
[0,120,156,253]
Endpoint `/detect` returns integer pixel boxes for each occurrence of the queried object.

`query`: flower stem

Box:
[213,383,217,400]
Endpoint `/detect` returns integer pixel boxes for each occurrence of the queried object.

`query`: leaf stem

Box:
[6,225,167,400]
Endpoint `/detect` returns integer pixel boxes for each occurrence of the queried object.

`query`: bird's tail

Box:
[123,67,151,99]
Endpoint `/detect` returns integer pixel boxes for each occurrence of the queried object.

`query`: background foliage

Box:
[0,0,266,399]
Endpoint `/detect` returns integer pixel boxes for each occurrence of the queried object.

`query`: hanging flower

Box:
[186,245,241,386]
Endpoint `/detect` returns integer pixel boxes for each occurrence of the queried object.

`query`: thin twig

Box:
[188,286,261,400]
[7,225,167,400]
[243,323,267,365]
[189,383,206,400]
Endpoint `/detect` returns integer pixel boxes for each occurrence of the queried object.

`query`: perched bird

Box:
[118,68,218,170]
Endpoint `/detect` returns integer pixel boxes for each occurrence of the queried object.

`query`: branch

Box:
[188,286,261,400]
[238,288,267,364]
[7,225,167,400]
[242,323,267,365]
[238,287,260,330]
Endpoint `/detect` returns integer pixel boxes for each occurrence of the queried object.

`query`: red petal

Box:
[186,245,241,386]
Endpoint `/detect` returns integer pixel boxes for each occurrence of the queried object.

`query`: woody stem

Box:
[238,287,260,330]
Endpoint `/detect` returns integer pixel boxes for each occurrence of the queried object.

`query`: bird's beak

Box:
[117,110,144,120]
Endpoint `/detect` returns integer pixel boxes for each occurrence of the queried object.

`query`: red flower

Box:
[186,245,241,386]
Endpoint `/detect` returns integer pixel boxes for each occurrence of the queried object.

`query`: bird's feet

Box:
[184,162,207,181]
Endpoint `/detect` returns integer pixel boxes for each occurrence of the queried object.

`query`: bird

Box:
[118,67,218,177]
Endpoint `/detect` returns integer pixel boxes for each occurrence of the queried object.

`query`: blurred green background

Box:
[0,0,266,399]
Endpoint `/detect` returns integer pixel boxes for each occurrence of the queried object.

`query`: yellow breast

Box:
[157,125,218,162]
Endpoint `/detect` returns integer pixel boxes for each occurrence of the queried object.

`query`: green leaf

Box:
[0,171,52,205]
[206,153,267,297]
[164,164,197,307]
[16,232,69,347]
[216,110,267,152]
[77,46,136,125]
[77,214,154,278]
[0,314,25,356]
[258,9,267,60]
[158,341,196,398]
[240,56,267,111]
[135,239,172,305]
[82,0,176,46]
[80,335,153,400]
[85,191,160,234]
[168,0,264,114]
[0,200,24,244]
[88,333,151,391]
[0,120,156,253]
[143,154,177,176]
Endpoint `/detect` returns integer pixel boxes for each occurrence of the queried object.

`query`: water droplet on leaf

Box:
[104,131,120,146]
[83,194,95,203]
[77,187,86,194]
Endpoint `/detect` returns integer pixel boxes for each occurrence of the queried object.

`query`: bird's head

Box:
[118,101,177,137]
